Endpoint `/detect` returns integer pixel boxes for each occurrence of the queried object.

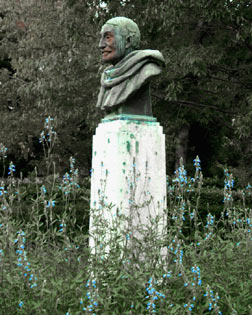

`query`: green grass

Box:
[0,119,252,314]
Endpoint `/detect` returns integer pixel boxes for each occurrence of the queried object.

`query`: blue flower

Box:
[193,156,201,170]
[41,185,47,194]
[46,200,56,207]
[8,162,16,175]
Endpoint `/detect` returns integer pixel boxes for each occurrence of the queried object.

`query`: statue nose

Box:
[99,38,106,49]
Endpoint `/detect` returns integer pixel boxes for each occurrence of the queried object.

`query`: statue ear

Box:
[125,35,132,49]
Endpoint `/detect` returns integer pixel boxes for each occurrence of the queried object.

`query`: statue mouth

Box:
[102,50,112,56]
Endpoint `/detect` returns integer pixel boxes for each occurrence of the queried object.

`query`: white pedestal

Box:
[89,114,167,261]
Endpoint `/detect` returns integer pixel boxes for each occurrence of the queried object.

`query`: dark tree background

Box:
[0,0,251,185]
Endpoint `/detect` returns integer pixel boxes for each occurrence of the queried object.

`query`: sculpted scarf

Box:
[96,49,165,110]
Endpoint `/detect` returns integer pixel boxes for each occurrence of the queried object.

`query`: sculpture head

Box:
[99,17,141,65]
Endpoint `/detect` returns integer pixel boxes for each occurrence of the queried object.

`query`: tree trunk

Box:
[175,124,189,170]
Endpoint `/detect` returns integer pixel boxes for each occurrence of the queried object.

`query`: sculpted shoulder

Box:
[140,62,162,80]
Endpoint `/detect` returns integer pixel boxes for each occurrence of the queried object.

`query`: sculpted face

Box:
[99,24,128,65]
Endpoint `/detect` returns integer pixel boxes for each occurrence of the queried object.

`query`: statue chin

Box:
[102,50,127,65]
[102,57,122,65]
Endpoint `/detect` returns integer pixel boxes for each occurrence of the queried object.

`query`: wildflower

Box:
[15,231,37,289]
[39,116,57,144]
[58,157,80,196]
[45,117,53,124]
[126,233,131,240]
[59,222,66,232]
[189,304,194,311]
[204,231,212,241]
[191,265,202,286]
[46,200,56,207]
[204,285,221,314]
[8,162,16,175]
[162,271,172,278]
[173,164,188,186]
[193,156,201,171]
[205,213,215,228]
[81,277,99,313]
[18,301,24,308]
[145,277,165,313]
[41,185,47,194]
[190,211,195,219]
[179,249,184,264]
[224,169,234,188]
[0,186,7,197]
[39,130,45,143]
[223,169,234,203]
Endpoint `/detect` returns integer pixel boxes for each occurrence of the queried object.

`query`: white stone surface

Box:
[89,116,167,261]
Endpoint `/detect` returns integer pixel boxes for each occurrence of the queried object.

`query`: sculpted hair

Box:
[105,17,141,49]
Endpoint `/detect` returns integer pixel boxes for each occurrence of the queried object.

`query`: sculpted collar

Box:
[101,49,165,88]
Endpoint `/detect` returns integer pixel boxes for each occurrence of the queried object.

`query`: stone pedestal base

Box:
[89,114,167,262]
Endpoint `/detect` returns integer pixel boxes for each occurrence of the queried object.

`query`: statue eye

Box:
[105,33,112,40]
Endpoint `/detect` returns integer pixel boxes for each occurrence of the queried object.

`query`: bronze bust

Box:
[97,17,165,117]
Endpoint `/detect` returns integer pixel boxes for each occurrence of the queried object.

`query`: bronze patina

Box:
[97,17,165,117]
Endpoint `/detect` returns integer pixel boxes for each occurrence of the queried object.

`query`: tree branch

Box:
[207,75,252,89]
[151,91,237,115]
[173,100,237,115]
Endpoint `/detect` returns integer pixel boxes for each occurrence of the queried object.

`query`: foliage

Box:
[0,0,252,179]
[1,145,252,314]
[95,0,252,176]
[0,0,101,176]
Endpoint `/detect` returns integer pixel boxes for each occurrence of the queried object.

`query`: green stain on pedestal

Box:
[126,141,131,152]
[122,169,125,174]
[102,114,157,123]
[122,162,126,166]
[130,133,134,139]
[108,138,110,143]
[155,151,158,155]
[136,141,139,154]
[94,151,96,156]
